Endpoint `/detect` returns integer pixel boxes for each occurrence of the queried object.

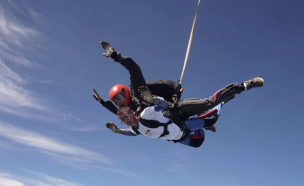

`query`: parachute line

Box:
[179,0,201,84]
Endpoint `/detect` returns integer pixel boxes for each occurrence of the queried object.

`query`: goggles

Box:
[120,112,131,123]
[111,92,126,107]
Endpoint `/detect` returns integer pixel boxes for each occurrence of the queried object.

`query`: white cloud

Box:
[0,1,85,126]
[0,6,39,68]
[0,58,56,121]
[22,172,83,186]
[96,166,140,177]
[0,172,83,186]
[27,8,43,23]
[0,4,54,120]
[62,113,82,122]
[0,173,24,186]
[0,140,17,150]
[38,150,93,170]
[0,121,112,165]
[165,163,188,176]
[37,80,59,84]
[69,125,103,132]
[0,176,24,186]
[0,59,44,109]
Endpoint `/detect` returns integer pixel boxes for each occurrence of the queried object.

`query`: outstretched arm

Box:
[118,128,138,136]
[120,56,146,100]
[106,123,137,136]
[100,41,146,104]
[93,87,118,115]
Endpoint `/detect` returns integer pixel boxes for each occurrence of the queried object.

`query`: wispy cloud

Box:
[0,171,83,186]
[0,6,39,68]
[0,121,112,165]
[69,125,104,132]
[0,59,46,110]
[0,140,17,151]
[22,172,83,186]
[0,174,24,186]
[0,58,57,121]
[0,1,90,127]
[26,8,43,23]
[62,113,82,122]
[38,151,93,170]
[0,3,56,121]
[96,166,140,177]
[37,80,59,84]
[165,163,188,176]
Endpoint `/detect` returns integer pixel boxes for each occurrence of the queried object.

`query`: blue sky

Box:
[0,0,303,185]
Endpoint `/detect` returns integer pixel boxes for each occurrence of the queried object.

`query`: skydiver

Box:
[106,86,225,148]
[94,41,264,132]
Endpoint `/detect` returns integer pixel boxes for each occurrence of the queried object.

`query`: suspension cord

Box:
[179,0,201,84]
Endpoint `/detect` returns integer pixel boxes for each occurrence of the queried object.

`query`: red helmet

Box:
[109,84,131,107]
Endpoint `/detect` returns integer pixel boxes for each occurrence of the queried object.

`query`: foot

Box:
[244,77,264,90]
[205,125,217,132]
[100,41,114,57]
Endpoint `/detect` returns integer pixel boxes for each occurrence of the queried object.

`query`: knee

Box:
[204,114,219,127]
[188,137,205,148]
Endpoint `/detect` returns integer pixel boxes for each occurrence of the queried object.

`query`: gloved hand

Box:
[100,41,114,57]
[106,123,119,133]
[138,86,155,104]
[92,87,105,105]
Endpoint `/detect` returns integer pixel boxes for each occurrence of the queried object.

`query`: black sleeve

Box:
[101,100,118,115]
[120,56,146,103]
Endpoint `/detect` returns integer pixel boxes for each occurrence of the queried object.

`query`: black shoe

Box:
[205,125,217,132]
[244,77,264,90]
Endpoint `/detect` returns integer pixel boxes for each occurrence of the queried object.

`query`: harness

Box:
[131,103,191,142]
[129,81,191,142]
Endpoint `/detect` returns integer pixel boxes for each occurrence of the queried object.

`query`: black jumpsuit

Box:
[101,56,244,120]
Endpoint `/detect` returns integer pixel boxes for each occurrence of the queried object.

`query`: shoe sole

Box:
[256,77,265,87]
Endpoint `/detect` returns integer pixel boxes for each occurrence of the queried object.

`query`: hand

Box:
[106,123,119,133]
[100,41,114,57]
[92,87,105,104]
[138,86,154,104]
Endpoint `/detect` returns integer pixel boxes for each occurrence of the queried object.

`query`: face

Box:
[118,111,137,126]
[111,93,126,107]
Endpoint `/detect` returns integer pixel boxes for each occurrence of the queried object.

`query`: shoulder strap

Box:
[131,126,141,135]
[137,116,172,138]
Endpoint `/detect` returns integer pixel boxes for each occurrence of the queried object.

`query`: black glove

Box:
[106,123,119,133]
[138,86,154,104]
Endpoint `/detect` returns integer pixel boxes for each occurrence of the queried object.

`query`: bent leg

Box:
[178,83,242,117]
[184,118,205,131]
[178,129,205,148]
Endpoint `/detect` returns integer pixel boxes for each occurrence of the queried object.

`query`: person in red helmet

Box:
[109,84,131,107]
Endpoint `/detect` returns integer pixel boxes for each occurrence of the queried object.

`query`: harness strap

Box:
[162,110,187,132]
[158,124,170,138]
[172,129,191,143]
[131,126,141,135]
[137,116,172,138]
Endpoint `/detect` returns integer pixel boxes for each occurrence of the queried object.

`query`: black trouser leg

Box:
[178,83,242,118]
